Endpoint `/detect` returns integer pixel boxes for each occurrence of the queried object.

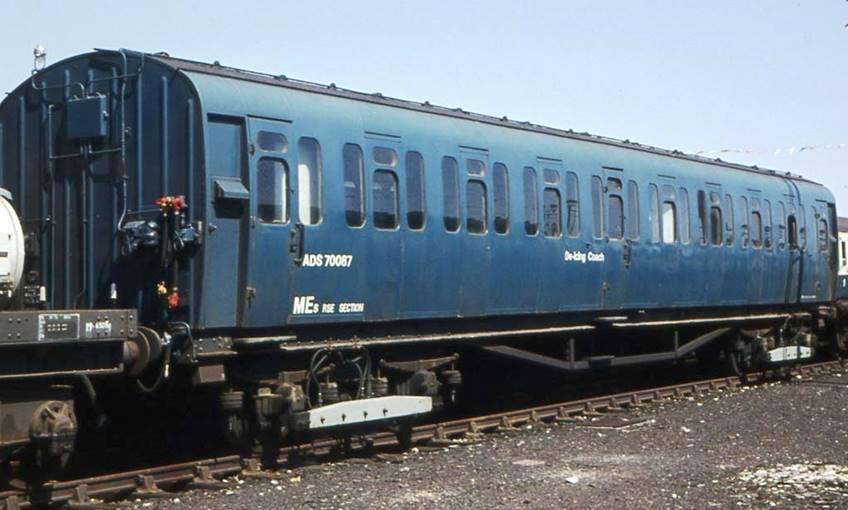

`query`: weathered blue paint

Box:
[0,50,838,336]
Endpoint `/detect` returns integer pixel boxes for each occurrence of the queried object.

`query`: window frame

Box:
[592,175,605,239]
[405,151,426,231]
[466,179,488,235]
[256,157,289,225]
[493,163,509,235]
[678,187,690,245]
[523,167,539,236]
[342,143,365,228]
[442,157,461,233]
[566,172,580,238]
[296,137,323,226]
[371,169,399,230]
[649,184,661,243]
[543,187,562,238]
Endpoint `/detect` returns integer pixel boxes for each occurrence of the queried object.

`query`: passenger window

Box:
[523,167,539,236]
[466,180,487,234]
[662,201,676,244]
[493,163,509,234]
[592,176,604,238]
[257,131,287,153]
[709,192,722,246]
[678,187,690,244]
[649,184,660,243]
[466,159,486,176]
[739,197,749,248]
[799,207,807,248]
[374,147,397,167]
[777,202,786,250]
[697,190,708,245]
[405,152,426,230]
[442,157,461,232]
[544,169,560,185]
[788,215,798,249]
[627,180,639,241]
[343,143,365,227]
[543,188,562,237]
[256,158,288,223]
[607,178,623,240]
[723,194,734,246]
[566,172,580,238]
[372,170,398,229]
[751,211,762,248]
[819,217,829,252]
[763,199,773,249]
[297,137,322,225]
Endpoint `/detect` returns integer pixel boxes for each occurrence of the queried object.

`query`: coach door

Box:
[203,116,249,328]
[243,117,294,327]
[785,201,803,304]
[600,167,628,308]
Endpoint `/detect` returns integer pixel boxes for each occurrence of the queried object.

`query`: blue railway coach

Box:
[0,49,844,473]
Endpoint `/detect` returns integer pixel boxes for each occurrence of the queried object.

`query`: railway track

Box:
[2,359,843,509]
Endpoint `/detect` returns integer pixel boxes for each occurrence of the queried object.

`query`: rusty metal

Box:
[0,359,841,509]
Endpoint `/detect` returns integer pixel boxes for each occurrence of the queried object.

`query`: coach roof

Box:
[122,49,815,185]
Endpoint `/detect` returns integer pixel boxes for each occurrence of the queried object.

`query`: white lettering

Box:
[292,295,318,315]
[300,253,353,268]
[563,250,604,263]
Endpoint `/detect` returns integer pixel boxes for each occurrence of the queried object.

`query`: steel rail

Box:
[1,359,843,509]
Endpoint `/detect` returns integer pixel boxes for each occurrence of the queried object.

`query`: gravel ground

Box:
[124,372,848,509]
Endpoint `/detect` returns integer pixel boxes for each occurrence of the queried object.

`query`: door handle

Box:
[623,239,632,268]
[289,223,304,264]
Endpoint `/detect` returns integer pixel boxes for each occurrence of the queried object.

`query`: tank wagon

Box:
[0,48,844,478]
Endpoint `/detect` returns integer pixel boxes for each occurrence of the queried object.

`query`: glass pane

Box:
[257,131,287,153]
[466,180,487,234]
[650,184,660,243]
[739,197,749,247]
[406,152,426,230]
[343,144,364,227]
[466,159,486,176]
[372,170,398,229]
[751,211,762,247]
[764,199,772,249]
[442,157,460,232]
[608,195,623,239]
[697,190,708,245]
[257,158,287,223]
[373,147,397,167]
[788,215,798,248]
[566,172,580,237]
[627,180,639,240]
[543,168,560,185]
[592,176,604,238]
[543,188,561,237]
[799,207,806,247]
[523,167,538,235]
[608,177,622,193]
[778,201,786,249]
[711,206,722,246]
[297,137,322,225]
[678,188,690,244]
[724,194,734,246]
[662,202,676,244]
[493,163,509,234]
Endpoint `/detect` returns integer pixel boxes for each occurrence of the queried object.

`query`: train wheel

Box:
[392,422,413,450]
[726,337,756,384]
[22,401,77,482]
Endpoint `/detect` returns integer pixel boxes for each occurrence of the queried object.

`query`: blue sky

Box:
[2,1,846,206]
